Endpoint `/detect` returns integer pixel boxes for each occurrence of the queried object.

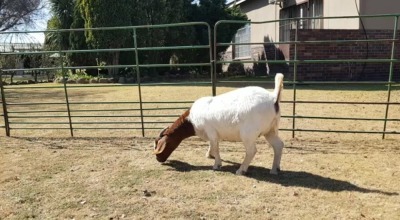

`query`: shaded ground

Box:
[1,136,399,219]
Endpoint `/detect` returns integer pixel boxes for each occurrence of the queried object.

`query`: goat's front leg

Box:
[236,140,257,175]
[208,140,222,170]
[266,134,284,175]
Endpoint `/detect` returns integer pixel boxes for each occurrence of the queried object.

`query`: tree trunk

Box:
[34,71,38,83]
[10,73,14,84]
[109,51,120,77]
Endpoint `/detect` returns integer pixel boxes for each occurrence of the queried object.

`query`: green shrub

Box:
[227,62,245,76]
[55,69,94,80]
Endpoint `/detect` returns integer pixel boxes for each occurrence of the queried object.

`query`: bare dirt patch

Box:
[1,136,399,219]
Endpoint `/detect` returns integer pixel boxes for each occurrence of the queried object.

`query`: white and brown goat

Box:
[154,73,284,175]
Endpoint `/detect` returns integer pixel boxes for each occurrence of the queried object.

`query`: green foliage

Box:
[78,0,132,48]
[48,0,75,50]
[55,69,93,80]
[0,54,16,69]
[44,16,61,51]
[78,0,133,76]
[69,2,96,75]
[45,0,247,78]
[188,1,248,64]
[227,62,245,76]
[253,53,268,76]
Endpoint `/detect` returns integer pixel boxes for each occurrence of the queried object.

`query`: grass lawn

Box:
[0,82,399,219]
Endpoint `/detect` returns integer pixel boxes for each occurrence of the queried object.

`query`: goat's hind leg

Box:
[236,140,257,175]
[265,134,284,175]
[208,140,222,170]
[206,143,215,159]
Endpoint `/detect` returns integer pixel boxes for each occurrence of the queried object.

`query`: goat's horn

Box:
[153,137,167,154]
[153,142,166,155]
[159,126,168,137]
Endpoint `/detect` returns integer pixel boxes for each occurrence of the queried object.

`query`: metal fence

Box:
[0,22,213,137]
[0,15,399,138]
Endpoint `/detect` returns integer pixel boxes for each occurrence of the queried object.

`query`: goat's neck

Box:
[166,109,195,141]
[168,119,195,141]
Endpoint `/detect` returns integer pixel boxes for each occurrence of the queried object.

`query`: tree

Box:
[44,16,62,51]
[130,0,196,76]
[78,0,133,76]
[48,0,74,50]
[43,0,247,78]
[0,0,43,31]
[22,52,42,82]
[0,53,17,83]
[188,0,248,72]
[68,2,97,76]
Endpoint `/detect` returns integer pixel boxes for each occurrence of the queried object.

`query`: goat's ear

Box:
[153,136,167,155]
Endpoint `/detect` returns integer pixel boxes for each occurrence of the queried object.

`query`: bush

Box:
[54,69,94,82]
[227,62,245,76]
[253,53,268,76]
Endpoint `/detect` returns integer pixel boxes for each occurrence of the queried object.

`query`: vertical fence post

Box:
[212,23,218,97]
[291,20,299,138]
[58,31,74,137]
[210,24,216,97]
[382,15,399,139]
[0,72,10,136]
[133,28,145,137]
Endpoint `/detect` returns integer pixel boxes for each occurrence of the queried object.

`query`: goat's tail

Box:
[273,73,284,104]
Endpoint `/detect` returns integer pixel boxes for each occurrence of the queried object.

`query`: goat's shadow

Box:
[163,160,398,196]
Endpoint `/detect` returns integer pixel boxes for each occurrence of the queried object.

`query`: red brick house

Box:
[224,0,400,80]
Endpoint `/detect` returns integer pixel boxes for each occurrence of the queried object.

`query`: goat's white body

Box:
[189,86,279,142]
[187,74,284,175]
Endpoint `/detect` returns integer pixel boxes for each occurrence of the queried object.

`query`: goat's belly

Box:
[215,126,242,142]
[218,133,242,142]
[194,124,242,142]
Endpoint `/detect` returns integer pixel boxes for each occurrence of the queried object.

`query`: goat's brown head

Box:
[153,109,195,162]
[153,126,175,162]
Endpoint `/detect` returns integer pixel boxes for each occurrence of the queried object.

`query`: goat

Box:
[154,73,284,175]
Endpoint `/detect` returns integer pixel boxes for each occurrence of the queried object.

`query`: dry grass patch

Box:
[0,82,399,219]
[1,83,399,138]
[1,136,400,219]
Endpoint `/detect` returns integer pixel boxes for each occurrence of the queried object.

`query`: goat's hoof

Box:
[235,169,247,175]
[270,168,280,175]
[206,154,215,159]
[213,164,222,170]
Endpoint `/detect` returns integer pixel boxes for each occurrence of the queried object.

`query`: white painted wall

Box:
[323,0,360,29]
[225,0,280,62]
[240,0,280,43]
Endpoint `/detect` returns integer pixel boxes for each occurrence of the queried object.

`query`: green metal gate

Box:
[0,15,399,138]
[0,22,213,137]
[213,14,400,139]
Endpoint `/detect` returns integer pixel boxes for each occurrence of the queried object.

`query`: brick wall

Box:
[287,29,400,81]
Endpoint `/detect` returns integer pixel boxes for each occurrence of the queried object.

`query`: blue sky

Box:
[29,0,51,43]
[1,0,50,44]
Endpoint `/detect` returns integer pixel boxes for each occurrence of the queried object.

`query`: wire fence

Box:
[0,15,399,138]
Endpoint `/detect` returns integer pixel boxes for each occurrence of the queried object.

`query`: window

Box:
[234,24,251,59]
[279,0,323,41]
